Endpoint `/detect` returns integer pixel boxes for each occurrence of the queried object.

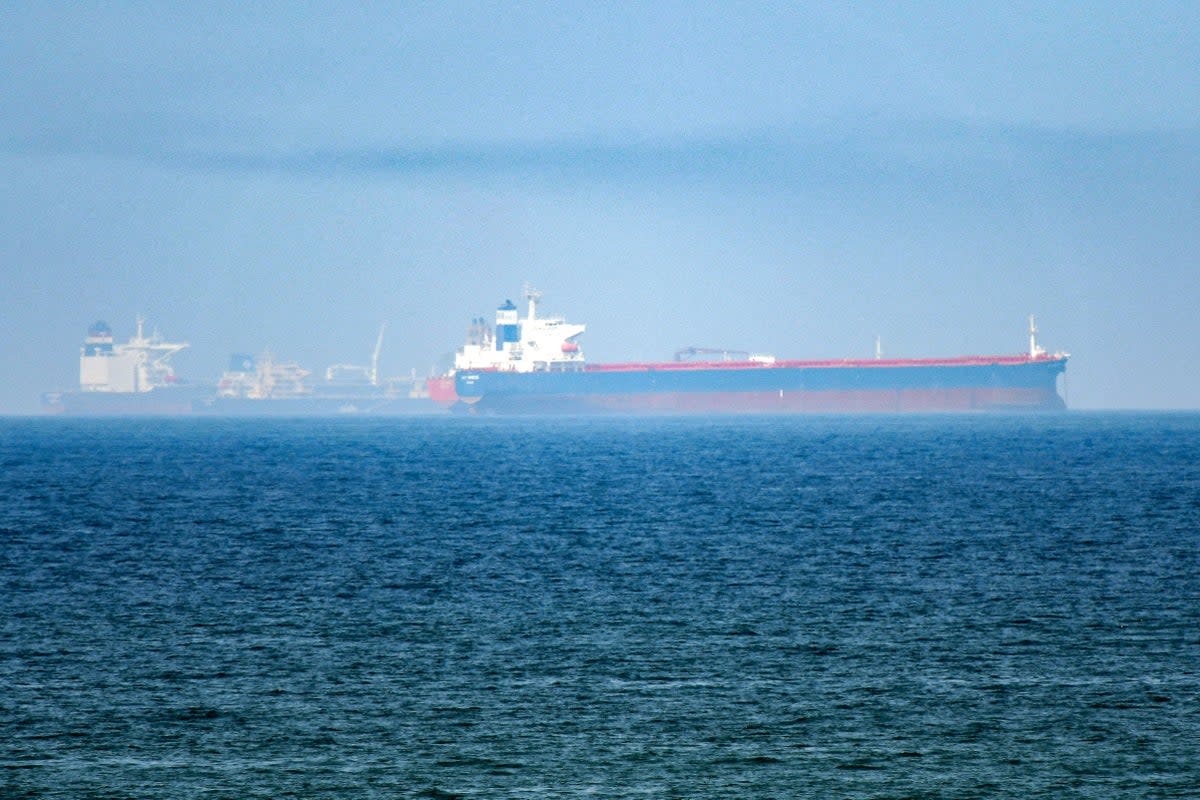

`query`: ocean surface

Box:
[1,413,1197,799]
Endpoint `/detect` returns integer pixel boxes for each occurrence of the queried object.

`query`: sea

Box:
[1,413,1197,799]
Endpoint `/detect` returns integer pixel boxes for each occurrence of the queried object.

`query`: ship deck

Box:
[579,353,1067,373]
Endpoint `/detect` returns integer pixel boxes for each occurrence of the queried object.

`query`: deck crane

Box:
[324,323,387,384]
[371,323,385,386]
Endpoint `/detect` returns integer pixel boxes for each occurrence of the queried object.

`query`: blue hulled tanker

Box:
[433,290,1069,414]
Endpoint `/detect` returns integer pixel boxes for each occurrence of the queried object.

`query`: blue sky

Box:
[2,2,1197,410]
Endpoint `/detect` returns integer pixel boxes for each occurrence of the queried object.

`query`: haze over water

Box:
[3,4,1200,411]
[3,414,1198,797]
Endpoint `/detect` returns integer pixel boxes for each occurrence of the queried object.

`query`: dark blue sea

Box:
[2,414,1198,799]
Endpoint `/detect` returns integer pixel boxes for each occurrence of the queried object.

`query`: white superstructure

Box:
[79,318,188,393]
[217,351,313,399]
[454,287,586,372]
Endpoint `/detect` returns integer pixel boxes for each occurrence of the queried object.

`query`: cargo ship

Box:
[194,338,437,416]
[43,320,439,416]
[41,318,210,415]
[434,289,1069,414]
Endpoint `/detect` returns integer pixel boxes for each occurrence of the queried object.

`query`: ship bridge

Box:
[454,287,586,373]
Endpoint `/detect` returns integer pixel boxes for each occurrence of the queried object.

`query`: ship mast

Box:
[524,284,542,322]
[1028,315,1045,358]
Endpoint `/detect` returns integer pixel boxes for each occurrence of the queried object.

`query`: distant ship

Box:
[194,334,437,416]
[41,318,209,415]
[44,320,440,416]
[433,289,1069,414]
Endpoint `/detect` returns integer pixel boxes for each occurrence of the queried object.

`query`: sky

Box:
[2,2,1198,411]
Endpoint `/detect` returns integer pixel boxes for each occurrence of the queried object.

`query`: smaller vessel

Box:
[42,318,207,415]
[214,351,315,401]
[44,318,441,416]
[194,326,439,415]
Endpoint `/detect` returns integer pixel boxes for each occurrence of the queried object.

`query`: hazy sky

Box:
[2,2,1198,411]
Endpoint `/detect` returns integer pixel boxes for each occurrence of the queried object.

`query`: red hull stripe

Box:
[461,354,1067,374]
